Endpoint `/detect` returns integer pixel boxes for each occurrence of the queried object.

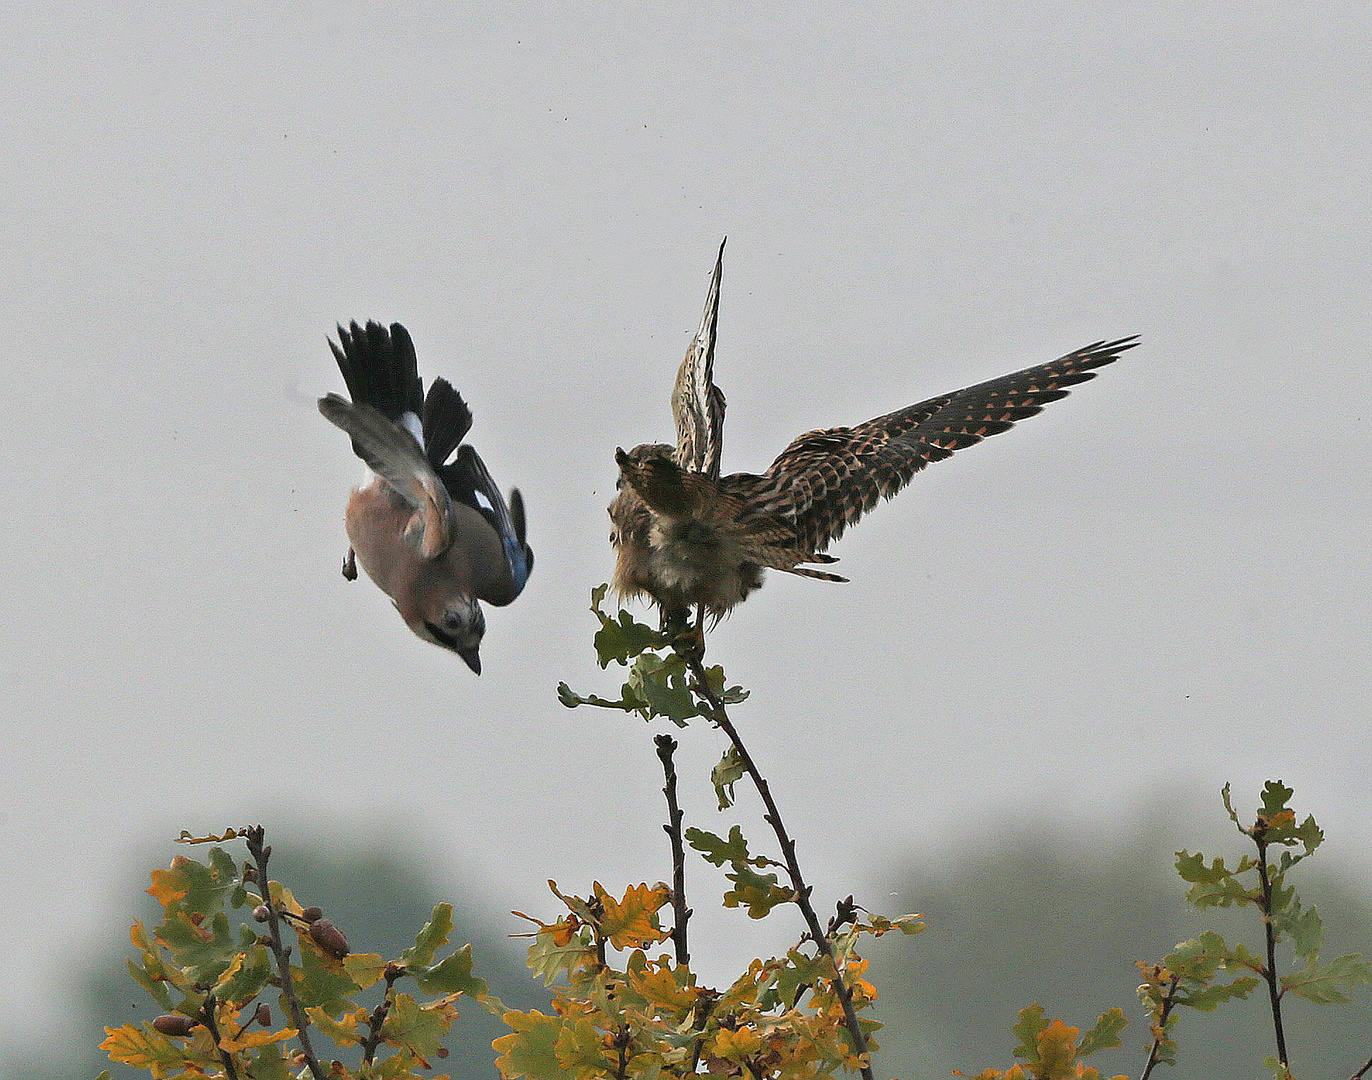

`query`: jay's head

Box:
[408,594,485,674]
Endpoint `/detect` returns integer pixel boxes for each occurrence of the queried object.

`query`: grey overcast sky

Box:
[3,0,1370,1063]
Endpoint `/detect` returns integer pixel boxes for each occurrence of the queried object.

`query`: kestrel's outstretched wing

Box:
[670,238,727,478]
[765,336,1140,554]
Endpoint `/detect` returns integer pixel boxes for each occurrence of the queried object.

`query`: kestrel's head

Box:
[614,444,695,516]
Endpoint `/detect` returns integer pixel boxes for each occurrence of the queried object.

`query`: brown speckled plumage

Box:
[610,243,1136,626]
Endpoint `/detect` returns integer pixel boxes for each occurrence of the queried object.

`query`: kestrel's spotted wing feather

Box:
[766,336,1140,553]
[671,238,727,478]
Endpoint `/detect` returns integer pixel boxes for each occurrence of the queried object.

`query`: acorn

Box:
[152,1014,196,1037]
[309,917,349,959]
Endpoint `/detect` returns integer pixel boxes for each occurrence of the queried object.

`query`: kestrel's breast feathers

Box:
[756,336,1139,554]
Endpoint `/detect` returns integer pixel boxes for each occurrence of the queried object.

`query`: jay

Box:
[319,321,532,672]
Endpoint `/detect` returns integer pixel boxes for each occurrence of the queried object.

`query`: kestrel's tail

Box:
[780,563,849,583]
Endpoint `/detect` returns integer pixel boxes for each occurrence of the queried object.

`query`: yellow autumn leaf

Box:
[129,921,156,952]
[1035,1019,1080,1075]
[512,909,582,947]
[494,1009,563,1080]
[552,1014,614,1080]
[218,1024,298,1053]
[596,883,670,950]
[626,963,700,1014]
[711,1026,763,1060]
[100,1025,159,1067]
[145,859,194,906]
[99,1025,193,1079]
[308,1006,366,1047]
[215,953,244,986]
[763,1028,824,1080]
[267,880,307,918]
[342,952,388,989]
[175,828,245,844]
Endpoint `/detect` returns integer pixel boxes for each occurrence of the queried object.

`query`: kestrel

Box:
[319,321,533,672]
[609,242,1136,635]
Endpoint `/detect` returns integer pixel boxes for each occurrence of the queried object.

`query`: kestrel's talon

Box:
[670,623,706,663]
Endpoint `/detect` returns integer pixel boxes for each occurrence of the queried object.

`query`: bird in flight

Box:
[319,321,533,672]
[609,241,1135,644]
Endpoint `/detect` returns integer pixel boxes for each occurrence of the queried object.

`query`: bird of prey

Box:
[609,242,1136,639]
[319,321,533,672]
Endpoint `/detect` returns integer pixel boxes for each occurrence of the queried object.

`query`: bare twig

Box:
[587,891,609,970]
[1351,1051,1372,1080]
[362,1001,389,1065]
[361,964,405,1065]
[197,991,240,1080]
[655,733,692,965]
[243,826,326,1080]
[684,655,875,1080]
[1138,973,1180,1080]
[1252,822,1290,1068]
[686,990,719,1075]
[827,895,858,938]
